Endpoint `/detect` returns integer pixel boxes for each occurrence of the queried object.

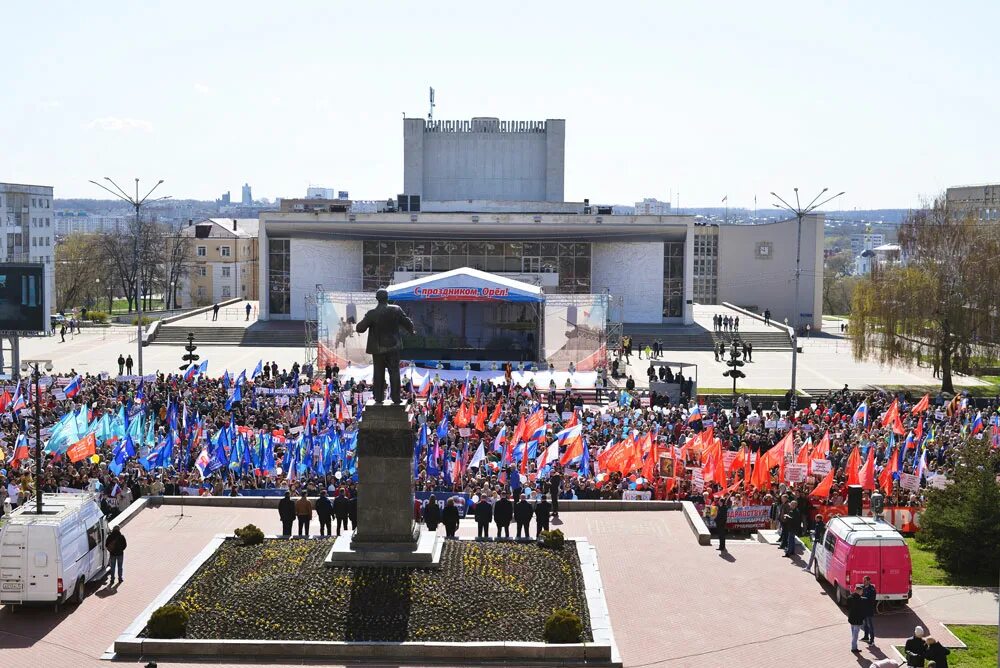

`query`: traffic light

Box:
[180,332,199,370]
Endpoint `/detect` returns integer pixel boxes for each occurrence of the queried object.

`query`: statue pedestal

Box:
[325,402,443,569]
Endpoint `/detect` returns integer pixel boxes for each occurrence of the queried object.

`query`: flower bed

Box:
[147,538,592,643]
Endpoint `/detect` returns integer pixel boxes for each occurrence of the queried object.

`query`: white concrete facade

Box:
[0,182,56,317]
[286,238,363,320]
[592,241,670,323]
[403,118,565,202]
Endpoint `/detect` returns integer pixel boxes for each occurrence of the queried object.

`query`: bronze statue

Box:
[355,288,415,404]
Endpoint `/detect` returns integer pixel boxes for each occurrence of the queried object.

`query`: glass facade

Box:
[268,238,290,315]
[692,230,718,303]
[361,240,592,293]
[662,241,685,318]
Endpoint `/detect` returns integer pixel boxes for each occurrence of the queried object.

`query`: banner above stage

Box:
[387,267,544,303]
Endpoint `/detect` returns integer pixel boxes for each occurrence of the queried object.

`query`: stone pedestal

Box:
[325,401,442,568]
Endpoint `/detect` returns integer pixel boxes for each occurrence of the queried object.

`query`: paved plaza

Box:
[0,506,974,668]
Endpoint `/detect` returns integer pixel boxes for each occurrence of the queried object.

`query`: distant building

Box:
[849,232,884,258]
[176,218,259,307]
[856,243,903,275]
[241,183,252,206]
[946,183,1000,222]
[634,198,672,215]
[217,191,231,206]
[306,187,336,199]
[278,198,351,213]
[0,182,55,313]
[54,211,130,236]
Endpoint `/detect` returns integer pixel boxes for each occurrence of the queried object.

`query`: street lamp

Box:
[20,359,53,514]
[770,187,845,409]
[88,177,170,376]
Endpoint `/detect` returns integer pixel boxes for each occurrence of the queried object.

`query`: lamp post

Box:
[88,177,170,376]
[769,188,845,410]
[21,359,53,514]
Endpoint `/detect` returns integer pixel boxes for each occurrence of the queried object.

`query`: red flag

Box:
[859,447,876,491]
[488,401,502,427]
[881,398,899,428]
[845,447,861,486]
[911,393,930,415]
[641,442,662,481]
[813,431,830,459]
[913,417,924,443]
[879,447,900,495]
[67,433,97,463]
[474,406,487,432]
[809,468,835,498]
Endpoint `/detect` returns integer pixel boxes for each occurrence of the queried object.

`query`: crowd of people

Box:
[0,358,982,552]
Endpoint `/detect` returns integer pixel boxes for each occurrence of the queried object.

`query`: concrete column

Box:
[682,221,695,325]
[258,222,269,320]
[544,119,565,202]
[403,118,425,197]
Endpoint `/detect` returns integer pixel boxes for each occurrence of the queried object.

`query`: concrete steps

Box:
[151,322,306,347]
[711,331,793,351]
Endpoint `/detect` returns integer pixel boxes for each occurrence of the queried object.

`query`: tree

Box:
[55,234,102,310]
[163,233,192,310]
[915,439,1000,582]
[823,251,858,316]
[850,196,1000,393]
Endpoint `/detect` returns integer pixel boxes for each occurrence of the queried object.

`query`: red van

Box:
[812,515,912,606]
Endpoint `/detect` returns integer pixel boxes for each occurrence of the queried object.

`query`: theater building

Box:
[258,117,823,359]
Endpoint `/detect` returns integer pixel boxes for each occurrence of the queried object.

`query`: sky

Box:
[2,1,998,210]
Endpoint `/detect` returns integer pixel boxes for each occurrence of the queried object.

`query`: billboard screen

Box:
[0,264,46,333]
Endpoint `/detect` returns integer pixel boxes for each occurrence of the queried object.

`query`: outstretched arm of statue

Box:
[402,312,415,335]
[355,313,371,334]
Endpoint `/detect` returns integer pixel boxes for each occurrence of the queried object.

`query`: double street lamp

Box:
[769,187,845,409]
[20,359,53,514]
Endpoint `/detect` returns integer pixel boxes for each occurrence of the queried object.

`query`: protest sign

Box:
[622,490,652,501]
[810,459,831,476]
[784,463,808,483]
[899,472,920,493]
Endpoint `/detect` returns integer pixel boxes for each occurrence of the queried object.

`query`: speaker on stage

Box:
[847,485,863,516]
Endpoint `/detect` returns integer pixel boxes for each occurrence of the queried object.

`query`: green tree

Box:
[850,196,1000,393]
[916,440,1000,581]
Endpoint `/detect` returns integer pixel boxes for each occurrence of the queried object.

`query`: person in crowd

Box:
[923,636,949,668]
[442,498,461,538]
[904,626,927,666]
[295,492,312,536]
[315,489,333,536]
[117,354,126,375]
[781,499,800,558]
[424,494,441,532]
[847,584,867,654]
[804,514,826,572]
[278,491,296,536]
[333,488,350,536]
[493,490,513,539]
[212,303,220,321]
[105,525,127,585]
[348,490,358,530]
[548,470,562,519]
[474,494,493,539]
[715,494,731,552]
[125,355,133,374]
[862,575,877,644]
[514,493,533,539]
[534,493,551,537]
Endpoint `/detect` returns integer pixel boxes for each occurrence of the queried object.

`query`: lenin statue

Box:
[355,289,416,404]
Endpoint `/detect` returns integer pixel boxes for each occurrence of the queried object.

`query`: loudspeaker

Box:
[470,363,481,371]
[847,485,863,516]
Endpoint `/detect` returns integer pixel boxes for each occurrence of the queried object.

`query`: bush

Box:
[543,608,583,643]
[147,604,188,638]
[85,311,109,324]
[234,523,264,546]
[539,529,565,550]
[916,440,1000,582]
[131,316,153,326]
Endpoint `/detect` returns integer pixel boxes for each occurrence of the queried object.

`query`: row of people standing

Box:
[713,313,740,332]
[278,489,357,537]
[470,491,552,539]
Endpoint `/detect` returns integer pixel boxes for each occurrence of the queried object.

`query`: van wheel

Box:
[834,584,847,606]
[73,578,86,604]
[813,562,822,583]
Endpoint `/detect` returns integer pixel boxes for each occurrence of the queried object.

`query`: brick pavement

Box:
[0,506,960,668]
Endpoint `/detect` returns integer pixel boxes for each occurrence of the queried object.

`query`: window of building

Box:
[662,241,685,318]
[197,246,207,257]
[199,266,207,277]
[197,286,205,297]
[268,238,291,315]
[220,246,231,257]
[221,266,231,278]
[222,286,231,298]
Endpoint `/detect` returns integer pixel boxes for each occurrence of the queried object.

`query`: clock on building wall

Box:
[756,241,773,259]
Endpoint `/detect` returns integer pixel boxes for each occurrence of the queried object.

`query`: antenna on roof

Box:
[428,86,436,121]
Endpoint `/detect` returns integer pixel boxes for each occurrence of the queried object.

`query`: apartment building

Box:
[177,218,259,307]
[0,182,55,313]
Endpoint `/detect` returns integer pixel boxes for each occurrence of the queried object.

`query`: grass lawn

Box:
[907,538,995,587]
[800,536,812,549]
[897,625,998,668]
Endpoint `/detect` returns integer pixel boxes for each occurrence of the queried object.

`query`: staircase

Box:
[711,330,793,351]
[150,321,306,347]
[623,324,716,351]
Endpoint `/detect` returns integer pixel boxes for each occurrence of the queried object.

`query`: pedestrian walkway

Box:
[910,585,999,626]
[162,300,260,330]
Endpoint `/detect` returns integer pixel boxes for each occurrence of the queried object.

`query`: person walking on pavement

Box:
[848,584,867,654]
[245,302,252,321]
[764,308,771,326]
[125,355,133,375]
[804,514,826,572]
[715,494,731,552]
[278,491,296,536]
[862,575,877,644]
[117,354,126,375]
[105,525,127,585]
[781,499,800,557]
[212,303,220,321]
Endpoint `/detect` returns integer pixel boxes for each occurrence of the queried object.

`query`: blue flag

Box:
[252,360,263,379]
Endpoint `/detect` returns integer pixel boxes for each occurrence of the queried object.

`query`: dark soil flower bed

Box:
[148,538,592,642]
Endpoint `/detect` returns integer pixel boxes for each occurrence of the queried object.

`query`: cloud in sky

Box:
[85,117,153,132]
[194,83,213,95]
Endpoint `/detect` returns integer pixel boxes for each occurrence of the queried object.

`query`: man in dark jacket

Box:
[105,526,127,585]
[315,490,333,537]
[278,492,296,536]
[904,626,927,666]
[493,491,513,539]
[781,499,801,557]
[861,575,877,643]
[847,585,867,653]
[548,472,562,518]
[535,494,551,537]
[715,495,732,552]
[348,490,358,529]
[333,488,350,536]
[442,498,460,538]
[514,495,533,539]
[423,494,441,531]
[474,496,493,538]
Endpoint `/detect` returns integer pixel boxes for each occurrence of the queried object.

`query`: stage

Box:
[315,267,608,371]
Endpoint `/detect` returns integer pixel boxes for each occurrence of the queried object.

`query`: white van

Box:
[0,493,109,609]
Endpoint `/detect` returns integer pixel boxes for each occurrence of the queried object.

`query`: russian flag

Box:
[9,384,26,413]
[64,375,82,399]
[184,364,198,382]
[492,424,507,453]
[851,401,868,426]
[687,404,703,424]
[415,373,430,398]
[971,411,984,435]
[558,424,585,466]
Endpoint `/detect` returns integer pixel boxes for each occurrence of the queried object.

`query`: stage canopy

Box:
[387,267,543,303]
